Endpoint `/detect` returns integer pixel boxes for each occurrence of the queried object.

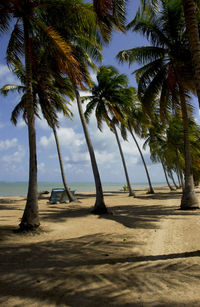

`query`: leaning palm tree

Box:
[45,0,128,214]
[75,89,108,212]
[143,119,175,191]
[47,9,108,214]
[1,58,76,202]
[83,65,135,197]
[141,0,200,109]
[0,0,129,222]
[0,0,104,230]
[120,88,155,194]
[117,0,199,209]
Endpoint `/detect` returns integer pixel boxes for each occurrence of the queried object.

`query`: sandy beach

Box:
[1,186,200,306]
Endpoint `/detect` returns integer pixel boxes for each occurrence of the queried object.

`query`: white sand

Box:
[0,187,200,306]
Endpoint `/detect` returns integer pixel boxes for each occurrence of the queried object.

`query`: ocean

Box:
[0,182,166,197]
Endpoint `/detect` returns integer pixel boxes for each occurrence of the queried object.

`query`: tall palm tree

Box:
[0,0,101,230]
[120,89,155,194]
[45,1,128,214]
[75,89,107,213]
[181,0,200,107]
[1,56,77,202]
[35,52,76,202]
[117,0,199,209]
[42,8,108,214]
[84,65,135,197]
[1,0,129,226]
[142,119,175,190]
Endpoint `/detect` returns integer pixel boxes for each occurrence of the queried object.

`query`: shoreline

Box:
[0,182,169,197]
[0,185,173,199]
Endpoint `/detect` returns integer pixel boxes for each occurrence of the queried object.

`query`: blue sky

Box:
[0,0,196,184]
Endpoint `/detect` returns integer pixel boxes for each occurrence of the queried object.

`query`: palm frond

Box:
[1,84,24,96]
[11,96,26,126]
[117,46,165,66]
[6,20,24,66]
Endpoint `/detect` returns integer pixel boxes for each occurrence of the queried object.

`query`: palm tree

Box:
[117,0,199,209]
[181,0,200,107]
[0,0,101,230]
[1,57,76,202]
[1,0,128,226]
[93,0,127,38]
[75,89,108,213]
[120,89,155,194]
[112,120,135,197]
[45,0,128,214]
[35,53,76,203]
[83,65,135,197]
[142,119,175,190]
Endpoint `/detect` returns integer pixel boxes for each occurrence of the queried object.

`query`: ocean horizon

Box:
[0,181,167,197]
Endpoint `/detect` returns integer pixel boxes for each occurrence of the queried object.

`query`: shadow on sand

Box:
[1,189,200,305]
[0,233,200,306]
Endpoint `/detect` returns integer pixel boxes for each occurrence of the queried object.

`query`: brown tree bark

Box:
[75,89,107,214]
[169,170,179,189]
[179,84,199,209]
[182,0,200,107]
[53,127,75,202]
[161,161,175,191]
[19,18,40,231]
[129,125,154,194]
[113,125,135,197]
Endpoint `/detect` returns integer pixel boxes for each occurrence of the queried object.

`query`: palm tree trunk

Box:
[182,0,200,107]
[175,150,183,189]
[75,89,107,214]
[113,125,135,197]
[176,168,181,187]
[52,126,75,202]
[180,170,184,189]
[129,125,154,194]
[179,84,199,209]
[177,169,182,187]
[169,170,179,189]
[161,161,174,191]
[19,18,40,231]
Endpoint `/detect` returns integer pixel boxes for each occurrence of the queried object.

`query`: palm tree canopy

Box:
[93,0,128,40]
[117,0,195,116]
[83,65,135,131]
[2,1,104,90]
[1,58,74,128]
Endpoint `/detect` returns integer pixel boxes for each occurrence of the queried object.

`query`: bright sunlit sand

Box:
[1,187,200,306]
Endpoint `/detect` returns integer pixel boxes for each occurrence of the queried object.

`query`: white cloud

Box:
[17,118,26,128]
[0,138,18,151]
[64,152,90,164]
[36,117,50,130]
[39,127,84,148]
[39,135,51,147]
[2,145,25,163]
[94,150,116,165]
[0,64,18,86]
[128,156,138,164]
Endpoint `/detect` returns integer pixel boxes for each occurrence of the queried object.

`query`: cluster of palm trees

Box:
[118,0,200,209]
[1,0,200,231]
